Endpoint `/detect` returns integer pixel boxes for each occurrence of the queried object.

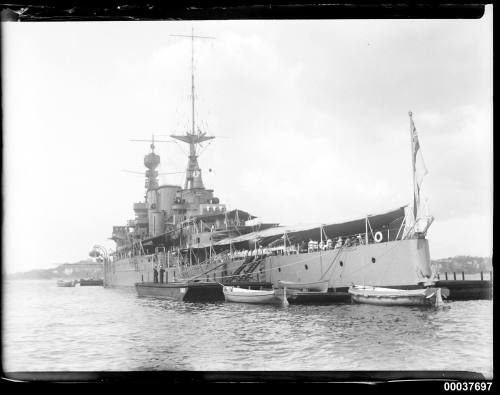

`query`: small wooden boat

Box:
[223,286,283,305]
[348,285,444,307]
[277,280,329,292]
[57,279,75,287]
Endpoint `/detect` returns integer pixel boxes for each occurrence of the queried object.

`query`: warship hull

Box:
[106,238,433,290]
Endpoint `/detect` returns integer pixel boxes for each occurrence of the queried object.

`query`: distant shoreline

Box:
[6,261,103,281]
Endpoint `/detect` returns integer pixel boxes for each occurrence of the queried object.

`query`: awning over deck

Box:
[210,206,406,248]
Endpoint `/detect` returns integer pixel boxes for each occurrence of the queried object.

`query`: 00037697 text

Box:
[444,382,492,391]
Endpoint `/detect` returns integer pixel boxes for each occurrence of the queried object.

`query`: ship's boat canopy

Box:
[209,206,406,248]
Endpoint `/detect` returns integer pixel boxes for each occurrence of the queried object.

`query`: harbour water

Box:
[2,280,493,378]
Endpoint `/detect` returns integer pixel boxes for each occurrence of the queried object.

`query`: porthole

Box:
[339,261,344,267]
[305,264,309,270]
[371,257,376,263]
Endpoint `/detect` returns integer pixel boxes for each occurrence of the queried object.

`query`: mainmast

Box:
[170,29,215,190]
[191,28,195,136]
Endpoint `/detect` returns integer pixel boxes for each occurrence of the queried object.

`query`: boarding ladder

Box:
[238,257,265,281]
[228,256,254,280]
[228,255,264,282]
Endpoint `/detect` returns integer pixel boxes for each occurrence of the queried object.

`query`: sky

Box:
[2,9,493,273]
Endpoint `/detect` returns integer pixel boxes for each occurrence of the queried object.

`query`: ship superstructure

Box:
[110,29,266,273]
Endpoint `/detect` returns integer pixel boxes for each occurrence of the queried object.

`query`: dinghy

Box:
[277,280,329,292]
[57,279,75,287]
[223,286,283,305]
[348,285,444,307]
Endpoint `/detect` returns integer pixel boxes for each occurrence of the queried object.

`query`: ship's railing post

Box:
[481,272,484,281]
[453,272,457,280]
[445,272,448,280]
[462,271,465,280]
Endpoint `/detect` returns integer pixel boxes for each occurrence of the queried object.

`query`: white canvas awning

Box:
[214,223,322,247]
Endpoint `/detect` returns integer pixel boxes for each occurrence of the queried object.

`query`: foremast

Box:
[171,28,215,190]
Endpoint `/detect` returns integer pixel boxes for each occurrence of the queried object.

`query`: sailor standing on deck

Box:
[159,262,165,284]
[153,260,158,283]
[335,237,343,249]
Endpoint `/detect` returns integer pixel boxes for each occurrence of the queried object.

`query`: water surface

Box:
[2,280,493,377]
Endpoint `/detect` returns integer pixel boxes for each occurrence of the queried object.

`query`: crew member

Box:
[153,264,158,283]
[159,263,165,284]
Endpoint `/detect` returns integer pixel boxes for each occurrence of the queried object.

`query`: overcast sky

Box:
[3,9,492,273]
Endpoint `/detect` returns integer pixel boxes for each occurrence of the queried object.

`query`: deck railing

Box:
[437,271,493,281]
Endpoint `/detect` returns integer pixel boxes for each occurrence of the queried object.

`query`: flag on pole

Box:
[409,111,428,220]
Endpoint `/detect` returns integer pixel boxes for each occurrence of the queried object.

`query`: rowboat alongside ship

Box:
[348,285,444,307]
[223,286,283,305]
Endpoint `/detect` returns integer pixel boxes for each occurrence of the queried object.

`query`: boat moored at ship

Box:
[348,285,444,307]
[223,286,283,305]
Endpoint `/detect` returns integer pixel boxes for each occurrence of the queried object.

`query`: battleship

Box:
[103,31,435,291]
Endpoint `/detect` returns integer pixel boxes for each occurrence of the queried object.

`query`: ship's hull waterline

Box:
[105,238,433,290]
